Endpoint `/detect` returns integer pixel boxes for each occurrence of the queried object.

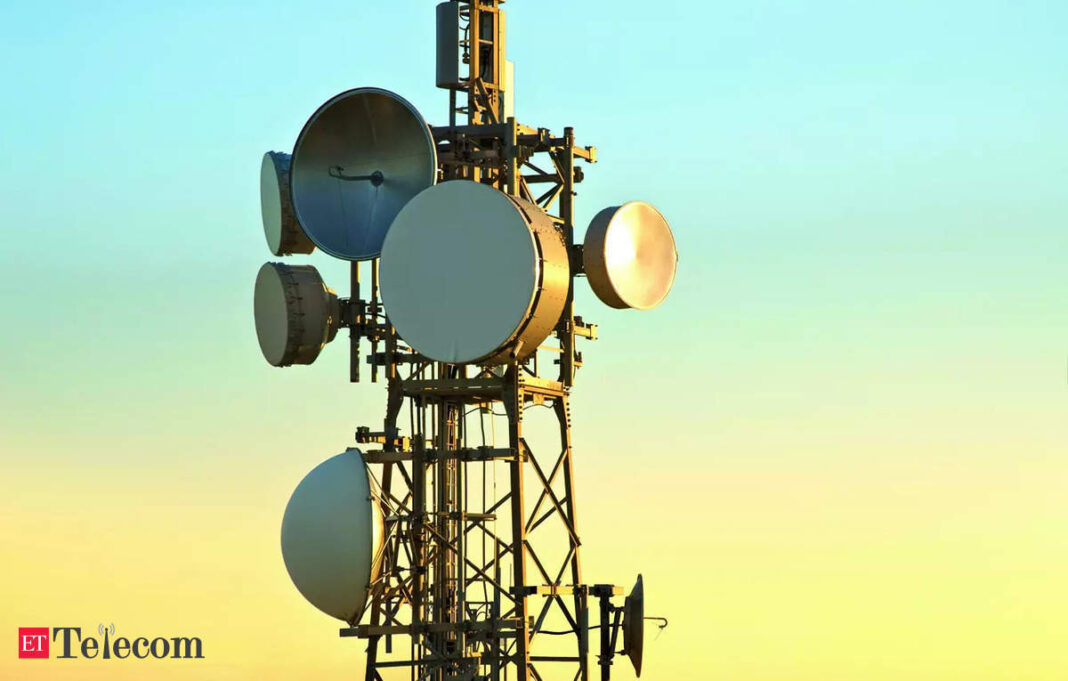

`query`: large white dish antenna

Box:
[583,202,677,310]
[281,450,384,624]
[254,262,339,367]
[380,181,569,365]
[260,151,315,256]
[290,87,438,261]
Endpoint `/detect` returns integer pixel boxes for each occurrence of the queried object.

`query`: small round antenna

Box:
[254,262,339,367]
[622,574,646,677]
[583,202,677,310]
[260,151,315,256]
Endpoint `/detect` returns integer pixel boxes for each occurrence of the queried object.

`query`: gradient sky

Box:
[1,1,1066,679]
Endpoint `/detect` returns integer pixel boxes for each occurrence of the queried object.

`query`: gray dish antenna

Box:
[290,87,438,261]
[623,574,645,677]
[254,262,339,367]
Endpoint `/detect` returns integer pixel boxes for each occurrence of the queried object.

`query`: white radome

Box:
[260,151,315,256]
[583,202,677,310]
[379,180,569,364]
[280,450,383,623]
[253,262,339,367]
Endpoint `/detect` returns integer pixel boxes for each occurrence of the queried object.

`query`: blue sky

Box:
[1,0,1065,475]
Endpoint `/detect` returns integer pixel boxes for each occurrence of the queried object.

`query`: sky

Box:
[1,0,1066,679]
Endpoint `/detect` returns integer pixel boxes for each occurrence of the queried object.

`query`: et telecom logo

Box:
[17,628,49,659]
[18,624,204,660]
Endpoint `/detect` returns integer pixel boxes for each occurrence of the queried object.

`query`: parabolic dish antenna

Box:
[583,202,677,310]
[281,450,384,623]
[379,181,569,365]
[254,262,339,367]
[260,151,315,256]
[623,574,645,677]
[290,87,438,261]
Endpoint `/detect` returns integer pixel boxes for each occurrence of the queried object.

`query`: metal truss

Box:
[331,3,621,680]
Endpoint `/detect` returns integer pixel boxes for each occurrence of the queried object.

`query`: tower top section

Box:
[436,0,510,126]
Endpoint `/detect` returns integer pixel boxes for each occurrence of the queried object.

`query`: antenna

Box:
[379,180,568,364]
[254,2,675,679]
[290,88,437,261]
[583,203,678,310]
[280,450,384,623]
[260,152,315,256]
[622,575,645,676]
[253,262,339,367]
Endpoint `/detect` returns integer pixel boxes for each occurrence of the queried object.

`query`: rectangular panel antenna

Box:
[436,1,462,89]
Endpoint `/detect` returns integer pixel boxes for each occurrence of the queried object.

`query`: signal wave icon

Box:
[98,623,116,659]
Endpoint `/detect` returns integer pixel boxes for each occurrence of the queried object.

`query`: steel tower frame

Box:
[338,3,625,680]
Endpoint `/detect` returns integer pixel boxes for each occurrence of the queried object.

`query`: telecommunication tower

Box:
[254,3,677,680]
